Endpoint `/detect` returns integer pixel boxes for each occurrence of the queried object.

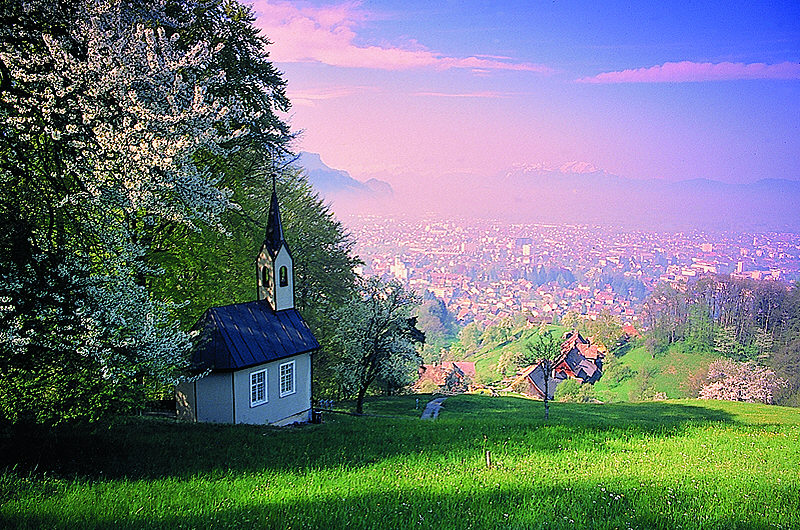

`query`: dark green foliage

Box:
[771,338,800,406]
[553,378,581,401]
[171,0,292,152]
[771,286,800,404]
[554,379,599,403]
[684,302,715,351]
[147,167,358,328]
[604,358,636,385]
[713,325,749,361]
[0,206,140,426]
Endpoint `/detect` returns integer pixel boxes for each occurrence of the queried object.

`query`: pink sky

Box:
[254,1,550,73]
[252,1,800,185]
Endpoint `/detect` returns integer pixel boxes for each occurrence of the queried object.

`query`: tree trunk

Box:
[543,369,550,420]
[355,383,368,414]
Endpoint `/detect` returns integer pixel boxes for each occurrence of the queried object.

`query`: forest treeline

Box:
[641,276,800,403]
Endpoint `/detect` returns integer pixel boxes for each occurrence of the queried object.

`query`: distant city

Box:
[343,214,800,328]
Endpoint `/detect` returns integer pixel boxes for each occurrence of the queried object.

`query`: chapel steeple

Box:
[264,181,285,257]
[256,175,294,311]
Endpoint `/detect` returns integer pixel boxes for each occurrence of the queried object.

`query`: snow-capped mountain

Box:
[506,161,607,177]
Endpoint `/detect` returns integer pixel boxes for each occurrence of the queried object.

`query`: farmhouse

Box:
[416,361,476,392]
[503,331,604,399]
[176,184,319,425]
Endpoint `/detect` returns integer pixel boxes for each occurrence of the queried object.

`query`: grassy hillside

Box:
[461,326,721,402]
[2,396,799,529]
[593,343,720,402]
[463,325,569,385]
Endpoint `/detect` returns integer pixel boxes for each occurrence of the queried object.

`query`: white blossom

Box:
[1,0,283,399]
[699,359,787,404]
[4,0,255,227]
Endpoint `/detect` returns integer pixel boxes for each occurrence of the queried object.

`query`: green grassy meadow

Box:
[2,395,799,529]
[592,343,720,402]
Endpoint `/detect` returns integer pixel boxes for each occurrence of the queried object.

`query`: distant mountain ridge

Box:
[509,161,608,176]
[297,153,799,231]
[295,152,393,198]
[495,162,800,231]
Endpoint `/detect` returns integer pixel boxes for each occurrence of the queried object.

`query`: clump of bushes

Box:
[554,379,599,403]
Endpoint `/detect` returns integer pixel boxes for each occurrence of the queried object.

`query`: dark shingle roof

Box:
[561,347,603,383]
[192,300,319,371]
[563,349,584,373]
[263,190,285,258]
[526,362,565,399]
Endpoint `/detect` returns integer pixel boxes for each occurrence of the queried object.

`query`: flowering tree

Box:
[331,277,424,414]
[0,0,291,424]
[699,359,787,405]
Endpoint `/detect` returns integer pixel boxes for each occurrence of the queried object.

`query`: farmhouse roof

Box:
[191,300,319,372]
[452,361,476,379]
[503,364,538,392]
[418,364,447,386]
[576,341,602,360]
[525,363,567,399]
[622,323,639,337]
[561,330,590,355]
[560,349,602,383]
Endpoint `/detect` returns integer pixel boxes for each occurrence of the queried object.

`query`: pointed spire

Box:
[264,173,285,256]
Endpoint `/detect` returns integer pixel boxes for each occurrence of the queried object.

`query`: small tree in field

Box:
[496,349,526,377]
[331,277,424,414]
[524,331,561,420]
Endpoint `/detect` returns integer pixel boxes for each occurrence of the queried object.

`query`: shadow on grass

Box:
[0,397,736,483]
[2,473,796,530]
[445,395,734,427]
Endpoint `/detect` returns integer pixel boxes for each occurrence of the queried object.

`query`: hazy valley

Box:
[300,152,800,232]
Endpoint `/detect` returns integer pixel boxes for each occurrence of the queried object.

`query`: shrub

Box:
[417,379,439,394]
[554,379,599,403]
[554,379,581,402]
[605,361,636,386]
